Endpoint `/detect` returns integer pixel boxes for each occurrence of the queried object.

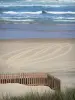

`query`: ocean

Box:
[0,0,75,38]
[0,0,75,24]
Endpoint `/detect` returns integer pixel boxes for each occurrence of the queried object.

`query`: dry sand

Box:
[0,39,75,96]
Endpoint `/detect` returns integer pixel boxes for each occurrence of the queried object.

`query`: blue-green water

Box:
[0,0,75,39]
[0,0,75,24]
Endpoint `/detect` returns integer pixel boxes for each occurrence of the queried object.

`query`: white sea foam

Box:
[67,17,75,19]
[3,11,18,14]
[1,16,75,21]
[1,17,30,19]
[48,11,75,14]
[46,5,67,7]
[3,19,34,22]
[3,11,42,14]
[54,19,75,22]
[0,4,72,7]
[54,17,75,20]
[3,11,75,15]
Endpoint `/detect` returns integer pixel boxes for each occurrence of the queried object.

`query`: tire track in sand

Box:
[2,43,72,67]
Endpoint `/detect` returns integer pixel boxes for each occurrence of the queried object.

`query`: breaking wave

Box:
[3,11,75,15]
[0,0,75,24]
[54,19,75,22]
[0,4,71,7]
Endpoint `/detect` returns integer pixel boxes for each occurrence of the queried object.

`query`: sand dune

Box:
[0,39,75,96]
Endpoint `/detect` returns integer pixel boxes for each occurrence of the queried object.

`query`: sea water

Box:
[0,0,75,38]
[0,0,75,24]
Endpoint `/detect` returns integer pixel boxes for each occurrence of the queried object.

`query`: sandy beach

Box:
[0,38,75,96]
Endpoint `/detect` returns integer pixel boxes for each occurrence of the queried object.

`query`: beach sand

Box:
[0,38,75,96]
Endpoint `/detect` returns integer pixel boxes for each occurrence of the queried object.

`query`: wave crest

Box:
[0,4,69,7]
[3,11,75,15]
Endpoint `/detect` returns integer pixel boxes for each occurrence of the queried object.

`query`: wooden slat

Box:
[0,73,60,90]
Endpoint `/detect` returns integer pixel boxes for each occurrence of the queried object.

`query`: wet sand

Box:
[0,38,75,96]
[0,23,75,39]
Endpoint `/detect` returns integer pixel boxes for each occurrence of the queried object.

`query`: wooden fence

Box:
[0,73,60,90]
